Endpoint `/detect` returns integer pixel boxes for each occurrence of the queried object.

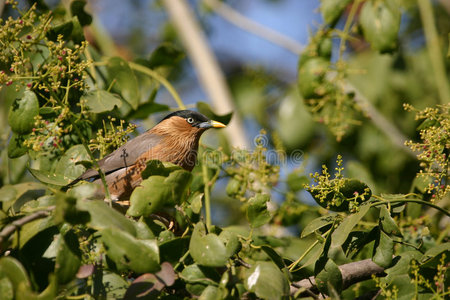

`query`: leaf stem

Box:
[370,199,450,217]
[202,161,212,229]
[338,0,361,62]
[127,61,186,109]
[288,227,332,272]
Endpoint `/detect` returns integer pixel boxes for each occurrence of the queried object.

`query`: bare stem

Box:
[202,161,212,229]
[128,61,186,110]
[162,0,249,148]
[0,206,55,251]
[203,0,303,54]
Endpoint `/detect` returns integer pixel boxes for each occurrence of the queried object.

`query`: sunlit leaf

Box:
[78,199,136,236]
[189,223,228,267]
[244,261,289,300]
[54,145,90,180]
[107,57,140,110]
[379,206,402,237]
[8,91,39,134]
[127,170,192,217]
[360,0,400,53]
[302,214,337,238]
[246,194,271,228]
[82,90,122,113]
[100,228,160,273]
[373,229,394,268]
[315,258,342,295]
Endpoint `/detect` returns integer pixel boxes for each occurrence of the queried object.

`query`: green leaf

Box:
[260,245,286,270]
[0,185,17,203]
[127,170,192,217]
[360,0,401,53]
[384,251,422,284]
[28,168,72,186]
[244,261,289,300]
[102,271,129,299]
[181,264,220,296]
[246,194,271,228]
[286,172,309,192]
[82,90,122,113]
[127,102,169,120]
[189,223,228,267]
[12,215,55,248]
[55,145,90,180]
[320,0,352,26]
[421,243,450,267]
[107,57,140,110]
[147,43,185,68]
[8,91,39,134]
[70,16,85,44]
[297,57,330,99]
[199,285,222,300]
[159,237,190,264]
[373,229,394,268]
[77,199,137,236]
[54,192,90,225]
[189,192,204,214]
[141,160,182,179]
[315,258,343,295]
[310,178,372,212]
[331,203,370,248]
[100,228,160,273]
[301,214,337,238]
[0,276,13,300]
[70,0,92,26]
[196,102,233,125]
[0,257,31,297]
[46,20,73,42]
[218,230,241,258]
[55,230,81,284]
[379,206,402,237]
[8,133,29,158]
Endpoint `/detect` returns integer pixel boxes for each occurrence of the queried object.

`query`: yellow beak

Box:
[210,120,226,128]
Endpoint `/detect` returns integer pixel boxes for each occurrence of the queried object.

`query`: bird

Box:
[66,110,226,200]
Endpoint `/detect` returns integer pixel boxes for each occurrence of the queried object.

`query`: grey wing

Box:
[78,132,163,181]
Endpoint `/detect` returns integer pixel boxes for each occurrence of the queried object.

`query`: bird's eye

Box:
[187,117,194,124]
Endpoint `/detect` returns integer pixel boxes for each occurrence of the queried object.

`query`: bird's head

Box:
[151,110,226,137]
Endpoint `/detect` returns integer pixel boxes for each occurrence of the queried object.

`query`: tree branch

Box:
[290,258,385,297]
[203,0,415,155]
[203,0,304,54]
[0,207,54,251]
[162,0,249,149]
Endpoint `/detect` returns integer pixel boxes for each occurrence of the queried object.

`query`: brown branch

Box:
[0,207,54,251]
[162,0,249,149]
[203,0,304,54]
[290,258,385,297]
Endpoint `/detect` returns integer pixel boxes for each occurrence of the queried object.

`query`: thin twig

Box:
[0,206,55,250]
[162,0,249,149]
[203,0,304,54]
[342,79,416,157]
[202,0,415,155]
[128,61,186,110]
[202,161,212,229]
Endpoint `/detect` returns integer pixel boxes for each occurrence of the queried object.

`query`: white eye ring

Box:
[187,117,194,124]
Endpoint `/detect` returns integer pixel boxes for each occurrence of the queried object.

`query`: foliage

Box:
[0,1,449,299]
